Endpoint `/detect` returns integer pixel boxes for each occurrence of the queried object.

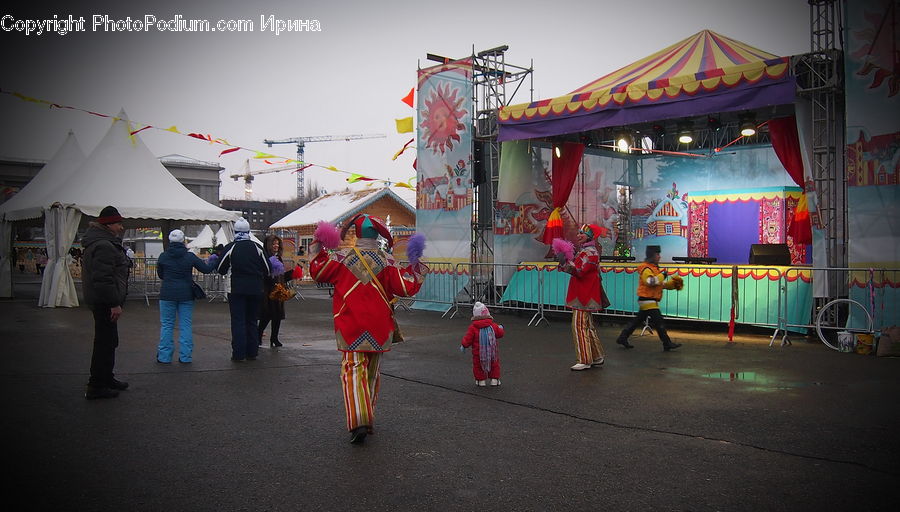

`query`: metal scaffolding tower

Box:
[470,46,533,265]
[795,0,847,273]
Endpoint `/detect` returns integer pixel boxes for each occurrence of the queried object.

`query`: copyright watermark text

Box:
[1,14,322,36]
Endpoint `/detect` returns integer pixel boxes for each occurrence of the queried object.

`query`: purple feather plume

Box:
[552,237,574,262]
[314,221,341,250]
[406,233,426,266]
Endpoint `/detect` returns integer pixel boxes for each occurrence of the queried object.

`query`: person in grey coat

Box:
[155,229,218,364]
[81,206,130,400]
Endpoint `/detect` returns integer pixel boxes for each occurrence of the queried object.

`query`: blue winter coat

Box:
[157,242,216,302]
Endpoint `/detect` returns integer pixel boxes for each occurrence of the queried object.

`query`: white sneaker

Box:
[475,380,487,387]
[570,363,592,371]
[591,358,605,367]
[489,379,501,386]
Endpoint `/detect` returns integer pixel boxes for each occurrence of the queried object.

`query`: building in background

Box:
[270,187,416,265]
[219,199,288,232]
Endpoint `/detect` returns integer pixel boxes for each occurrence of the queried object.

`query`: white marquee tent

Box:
[187,224,216,251]
[0,110,239,306]
[0,131,86,303]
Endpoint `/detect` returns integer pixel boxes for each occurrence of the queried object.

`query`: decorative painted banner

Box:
[844,0,900,329]
[415,58,474,263]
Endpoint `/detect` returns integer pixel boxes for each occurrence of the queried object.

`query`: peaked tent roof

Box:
[214,226,231,245]
[36,110,238,223]
[498,30,796,141]
[187,224,215,249]
[270,187,415,229]
[0,131,86,221]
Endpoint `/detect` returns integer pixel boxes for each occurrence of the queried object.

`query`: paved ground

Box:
[3,274,899,511]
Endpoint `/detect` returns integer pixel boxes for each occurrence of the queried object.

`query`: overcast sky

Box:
[1,0,811,201]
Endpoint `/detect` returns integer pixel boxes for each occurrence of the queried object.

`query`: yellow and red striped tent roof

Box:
[498,30,794,141]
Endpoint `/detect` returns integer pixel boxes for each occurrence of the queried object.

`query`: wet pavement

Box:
[3,274,899,511]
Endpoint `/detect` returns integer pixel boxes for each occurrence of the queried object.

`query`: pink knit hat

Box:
[473,302,490,317]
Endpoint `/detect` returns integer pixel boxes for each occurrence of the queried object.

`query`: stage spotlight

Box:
[677,122,694,144]
[554,145,561,158]
[740,114,757,137]
[616,131,632,152]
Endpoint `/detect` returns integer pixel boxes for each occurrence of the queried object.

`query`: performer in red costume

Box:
[558,223,610,371]
[310,214,426,444]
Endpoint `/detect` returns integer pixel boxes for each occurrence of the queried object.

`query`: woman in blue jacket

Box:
[156,229,218,364]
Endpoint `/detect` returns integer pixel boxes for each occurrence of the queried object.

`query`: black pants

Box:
[89,305,119,387]
[228,293,261,359]
[616,308,673,346]
[258,316,281,344]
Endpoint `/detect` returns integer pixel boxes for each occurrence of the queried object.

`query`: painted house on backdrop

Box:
[646,196,688,237]
[269,187,416,269]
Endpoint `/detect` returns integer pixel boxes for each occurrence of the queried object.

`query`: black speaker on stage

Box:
[748,244,791,265]
[472,141,487,185]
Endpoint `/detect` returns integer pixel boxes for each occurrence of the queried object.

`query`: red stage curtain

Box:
[768,116,812,245]
[540,142,584,244]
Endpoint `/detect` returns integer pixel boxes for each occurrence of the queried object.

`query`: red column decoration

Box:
[540,142,585,244]
[768,116,812,245]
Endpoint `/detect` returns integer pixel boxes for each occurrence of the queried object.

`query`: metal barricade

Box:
[453,262,541,322]
[128,257,160,306]
[404,260,462,317]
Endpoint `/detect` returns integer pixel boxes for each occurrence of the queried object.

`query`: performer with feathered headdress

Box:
[555,223,611,371]
[309,213,427,444]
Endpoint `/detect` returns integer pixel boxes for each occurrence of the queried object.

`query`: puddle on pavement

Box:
[661,368,823,391]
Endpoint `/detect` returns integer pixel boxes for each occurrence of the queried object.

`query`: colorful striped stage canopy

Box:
[498,30,796,141]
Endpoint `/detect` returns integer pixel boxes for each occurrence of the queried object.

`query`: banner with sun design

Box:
[844,0,900,330]
[415,58,474,262]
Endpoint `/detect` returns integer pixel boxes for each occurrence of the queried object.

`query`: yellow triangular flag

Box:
[253,151,277,159]
[165,126,181,133]
[395,117,414,134]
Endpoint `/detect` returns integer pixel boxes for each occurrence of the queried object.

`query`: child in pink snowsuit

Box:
[460,302,505,386]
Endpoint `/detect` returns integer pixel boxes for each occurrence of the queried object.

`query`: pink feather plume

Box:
[552,237,574,262]
[314,221,341,250]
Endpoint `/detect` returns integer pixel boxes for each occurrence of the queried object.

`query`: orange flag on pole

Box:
[401,87,415,108]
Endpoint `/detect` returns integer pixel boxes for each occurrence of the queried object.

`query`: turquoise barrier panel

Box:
[501,266,812,330]
[411,271,469,312]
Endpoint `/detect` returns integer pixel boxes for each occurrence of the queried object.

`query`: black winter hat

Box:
[97,205,123,224]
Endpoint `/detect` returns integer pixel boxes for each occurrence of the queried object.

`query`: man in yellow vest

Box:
[615,245,682,351]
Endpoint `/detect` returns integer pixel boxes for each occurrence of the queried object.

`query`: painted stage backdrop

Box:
[415,59,473,263]
[845,0,900,329]
[495,142,801,271]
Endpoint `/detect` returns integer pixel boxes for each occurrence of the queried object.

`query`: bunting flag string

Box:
[392,138,416,160]
[1,87,415,190]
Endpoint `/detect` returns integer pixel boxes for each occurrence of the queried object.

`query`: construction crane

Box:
[229,160,302,200]
[262,133,386,199]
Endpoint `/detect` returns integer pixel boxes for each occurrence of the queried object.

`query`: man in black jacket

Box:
[216,217,270,361]
[81,206,131,399]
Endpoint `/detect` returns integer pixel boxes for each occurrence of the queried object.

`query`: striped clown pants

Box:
[340,351,383,433]
[571,309,605,364]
